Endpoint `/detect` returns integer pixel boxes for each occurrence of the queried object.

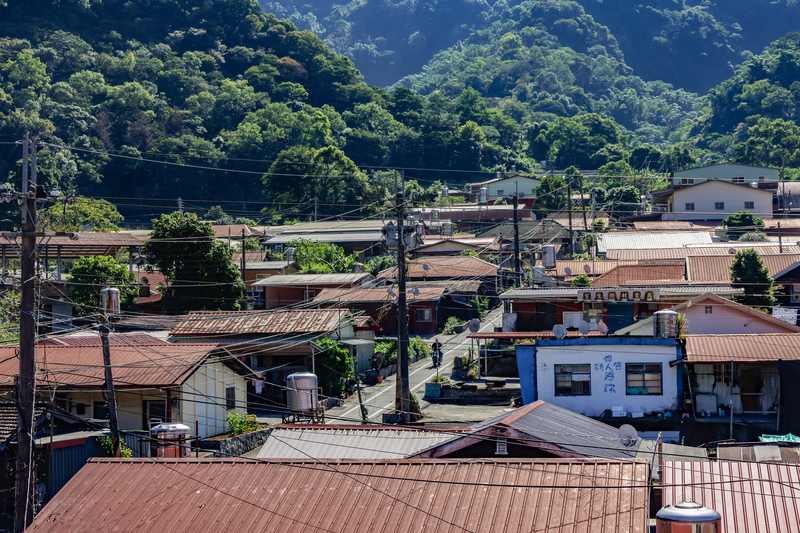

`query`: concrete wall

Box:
[669,181,773,220]
[65,389,168,431]
[516,339,681,416]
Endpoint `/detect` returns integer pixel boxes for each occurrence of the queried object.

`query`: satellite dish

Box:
[387,289,397,297]
[583,264,591,274]
[597,322,609,335]
[468,318,481,333]
[564,267,572,276]
[728,248,736,255]
[552,324,567,339]
[578,321,590,335]
[618,424,639,448]
[423,264,430,271]
[408,287,420,296]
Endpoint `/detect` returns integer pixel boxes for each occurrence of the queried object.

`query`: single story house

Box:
[252,272,376,309]
[31,457,651,532]
[240,260,300,307]
[515,338,682,417]
[469,174,541,205]
[604,242,800,261]
[597,230,713,256]
[412,236,500,257]
[652,179,775,220]
[312,286,447,335]
[263,220,386,259]
[0,343,255,439]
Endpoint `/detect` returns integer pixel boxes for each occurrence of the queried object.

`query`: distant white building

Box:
[470,175,541,204]
[670,162,779,189]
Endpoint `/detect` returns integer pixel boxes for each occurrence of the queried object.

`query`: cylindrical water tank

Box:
[287,372,319,413]
[542,245,556,269]
[654,310,679,338]
[100,288,120,316]
[656,502,721,533]
[533,265,546,281]
[430,209,439,221]
[384,224,397,247]
[479,187,488,205]
[442,221,454,236]
[415,222,426,237]
[150,423,191,458]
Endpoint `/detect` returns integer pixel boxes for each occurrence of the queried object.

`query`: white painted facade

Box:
[533,344,680,416]
[667,180,773,220]
[671,163,778,187]
[481,176,541,201]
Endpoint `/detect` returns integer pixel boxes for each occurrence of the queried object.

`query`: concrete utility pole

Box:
[177,197,183,215]
[567,183,574,253]
[579,173,588,232]
[15,134,36,532]
[99,323,121,457]
[394,188,411,423]
[512,191,521,287]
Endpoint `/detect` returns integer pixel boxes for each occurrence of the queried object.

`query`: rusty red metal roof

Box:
[171,309,351,336]
[211,225,267,238]
[314,286,446,303]
[0,232,143,259]
[232,251,265,263]
[687,254,800,283]
[378,255,498,279]
[593,264,686,287]
[0,343,223,389]
[30,458,650,532]
[684,334,800,363]
[39,332,169,346]
[663,460,800,532]
[606,244,800,261]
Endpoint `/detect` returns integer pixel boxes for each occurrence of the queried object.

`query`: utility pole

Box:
[512,191,521,287]
[313,197,318,222]
[241,229,247,303]
[567,183,574,253]
[579,173,588,232]
[394,188,411,423]
[15,134,36,532]
[177,197,183,215]
[99,323,121,457]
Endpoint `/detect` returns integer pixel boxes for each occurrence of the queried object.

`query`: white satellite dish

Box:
[552,324,567,339]
[597,322,609,335]
[583,264,591,274]
[618,424,639,448]
[564,267,572,276]
[387,289,397,297]
[578,321,590,335]
[408,287,420,296]
[468,318,481,333]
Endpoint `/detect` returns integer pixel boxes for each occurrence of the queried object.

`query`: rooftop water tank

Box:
[100,288,120,316]
[533,265,546,282]
[654,309,679,338]
[442,221,454,236]
[542,245,556,269]
[150,423,191,458]
[430,209,439,221]
[479,187,488,205]
[656,501,721,533]
[287,372,319,413]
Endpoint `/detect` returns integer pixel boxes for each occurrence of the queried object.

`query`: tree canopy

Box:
[66,255,138,316]
[730,249,777,310]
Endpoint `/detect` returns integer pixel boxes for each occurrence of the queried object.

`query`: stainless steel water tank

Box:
[150,422,191,458]
[542,245,556,269]
[286,372,319,413]
[100,288,120,316]
[533,265,546,281]
[656,502,721,533]
[654,309,679,338]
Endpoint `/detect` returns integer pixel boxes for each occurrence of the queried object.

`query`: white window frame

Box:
[685,203,695,211]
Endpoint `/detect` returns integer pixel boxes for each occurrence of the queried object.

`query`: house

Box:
[30,457,651,532]
[685,254,800,285]
[592,263,687,287]
[412,400,706,462]
[264,220,386,258]
[256,424,460,459]
[597,230,714,256]
[614,292,800,337]
[604,242,800,261]
[669,162,779,189]
[251,272,376,309]
[469,174,541,205]
[500,285,743,333]
[412,203,534,234]
[0,343,255,438]
[169,308,357,399]
[211,224,267,245]
[664,460,800,532]
[240,260,300,308]
[412,236,500,257]
[515,338,682,416]
[312,286,447,335]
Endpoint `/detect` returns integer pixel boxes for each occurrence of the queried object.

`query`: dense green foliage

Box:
[66,255,138,316]
[142,212,245,313]
[287,238,357,273]
[38,198,123,232]
[730,249,777,309]
[315,337,353,396]
[723,211,765,240]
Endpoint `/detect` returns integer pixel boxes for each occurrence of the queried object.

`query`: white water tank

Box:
[654,310,679,338]
[542,245,556,269]
[479,187,488,205]
[656,502,721,532]
[287,372,319,413]
[100,288,120,316]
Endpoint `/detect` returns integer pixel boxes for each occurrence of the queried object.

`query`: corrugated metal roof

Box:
[598,231,713,253]
[500,286,743,300]
[232,251,266,263]
[0,232,143,259]
[717,443,800,463]
[0,403,45,442]
[606,244,800,261]
[258,426,459,459]
[378,255,498,279]
[211,225,267,238]
[0,343,223,389]
[631,220,721,231]
[243,261,297,270]
[548,215,610,232]
[552,260,639,278]
[664,460,800,533]
[687,254,800,283]
[421,280,483,293]
[467,331,606,339]
[593,264,686,287]
[31,457,650,532]
[685,334,800,363]
[171,309,351,336]
[39,332,170,346]
[251,273,373,286]
[314,286,446,303]
[267,232,384,245]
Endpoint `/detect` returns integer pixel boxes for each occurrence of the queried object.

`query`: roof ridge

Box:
[497,400,544,426]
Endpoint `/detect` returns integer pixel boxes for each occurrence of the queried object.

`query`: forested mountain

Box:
[262,0,800,94]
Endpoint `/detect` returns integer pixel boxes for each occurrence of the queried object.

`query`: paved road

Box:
[326,307,504,424]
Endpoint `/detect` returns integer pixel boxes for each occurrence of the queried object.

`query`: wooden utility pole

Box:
[15,134,36,532]
[394,188,411,423]
[99,324,121,457]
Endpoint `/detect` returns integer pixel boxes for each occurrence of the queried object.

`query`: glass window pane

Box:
[574,365,590,373]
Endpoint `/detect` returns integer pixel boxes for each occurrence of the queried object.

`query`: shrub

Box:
[410,336,431,358]
[227,411,259,436]
[315,338,354,395]
[99,436,133,458]
[441,316,462,334]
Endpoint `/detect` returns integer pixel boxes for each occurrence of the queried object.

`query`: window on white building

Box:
[744,201,755,210]
[225,386,236,411]
[497,189,504,196]
[685,203,695,211]
[715,202,725,210]
[626,363,662,395]
[759,176,767,182]
[555,365,591,396]
[732,176,745,183]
